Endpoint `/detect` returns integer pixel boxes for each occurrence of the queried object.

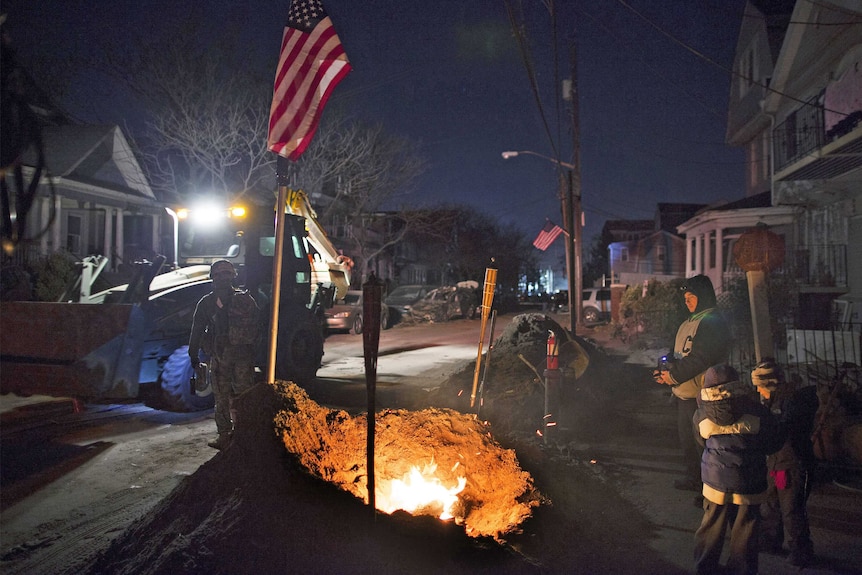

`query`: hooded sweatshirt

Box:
[666,275,731,399]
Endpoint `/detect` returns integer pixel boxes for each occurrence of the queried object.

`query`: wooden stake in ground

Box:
[362,273,384,517]
[471,268,497,408]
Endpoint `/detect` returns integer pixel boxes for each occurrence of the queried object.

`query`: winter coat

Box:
[694,379,784,504]
[764,385,819,472]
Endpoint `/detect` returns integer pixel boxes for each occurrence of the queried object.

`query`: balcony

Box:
[773,96,862,181]
[792,244,848,290]
[722,244,847,292]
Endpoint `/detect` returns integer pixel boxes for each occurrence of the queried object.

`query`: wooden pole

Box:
[266,183,288,384]
[362,273,384,518]
[470,267,497,408]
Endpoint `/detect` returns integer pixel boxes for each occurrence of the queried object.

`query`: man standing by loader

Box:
[189,259,260,450]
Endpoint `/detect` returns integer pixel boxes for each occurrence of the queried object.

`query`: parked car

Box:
[325,290,389,334]
[409,283,479,322]
[384,284,436,318]
[549,287,612,325]
[582,287,612,325]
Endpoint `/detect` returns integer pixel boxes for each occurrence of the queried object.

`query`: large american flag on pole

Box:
[532,220,564,251]
[268,0,351,161]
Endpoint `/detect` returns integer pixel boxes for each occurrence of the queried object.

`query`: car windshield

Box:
[340,293,361,305]
[388,286,421,299]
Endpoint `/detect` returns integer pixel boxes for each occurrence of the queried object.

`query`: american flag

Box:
[532,220,564,251]
[268,0,351,160]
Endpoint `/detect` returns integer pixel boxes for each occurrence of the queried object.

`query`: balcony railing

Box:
[774,96,825,172]
[793,244,847,288]
[773,95,862,175]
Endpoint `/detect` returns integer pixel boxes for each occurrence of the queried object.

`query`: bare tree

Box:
[95,18,276,203]
[281,115,428,283]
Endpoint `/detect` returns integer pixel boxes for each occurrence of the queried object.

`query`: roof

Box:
[21,124,155,201]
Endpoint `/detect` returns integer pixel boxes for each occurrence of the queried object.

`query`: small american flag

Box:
[533,220,563,251]
[268,0,351,160]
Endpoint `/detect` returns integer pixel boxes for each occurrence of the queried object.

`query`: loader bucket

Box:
[0,301,152,400]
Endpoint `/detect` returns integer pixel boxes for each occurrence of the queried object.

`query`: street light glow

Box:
[501,150,574,170]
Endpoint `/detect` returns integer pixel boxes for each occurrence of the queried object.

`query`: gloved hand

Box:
[190,356,200,370]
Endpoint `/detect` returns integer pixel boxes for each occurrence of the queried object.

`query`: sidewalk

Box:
[584,324,862,575]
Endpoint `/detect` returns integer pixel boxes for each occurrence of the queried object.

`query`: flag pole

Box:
[266,161,290,383]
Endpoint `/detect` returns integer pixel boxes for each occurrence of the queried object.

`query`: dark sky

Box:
[3,0,747,260]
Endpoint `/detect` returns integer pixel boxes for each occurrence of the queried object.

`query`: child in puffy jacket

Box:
[693,364,783,575]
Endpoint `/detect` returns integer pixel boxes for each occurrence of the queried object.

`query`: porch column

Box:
[115,210,124,266]
[104,207,113,261]
[694,234,703,275]
[39,196,50,255]
[151,214,160,258]
[715,228,724,287]
[52,195,62,253]
[684,236,694,277]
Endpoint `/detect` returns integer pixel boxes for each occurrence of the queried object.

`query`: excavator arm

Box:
[285,189,353,299]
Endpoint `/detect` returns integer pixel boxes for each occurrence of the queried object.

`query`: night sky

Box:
[3,0,747,260]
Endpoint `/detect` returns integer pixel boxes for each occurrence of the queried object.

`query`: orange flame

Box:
[376,460,466,520]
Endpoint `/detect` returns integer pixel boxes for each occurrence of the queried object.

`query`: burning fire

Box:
[376,460,466,520]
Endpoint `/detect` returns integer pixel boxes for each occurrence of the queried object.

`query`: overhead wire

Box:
[614,0,853,118]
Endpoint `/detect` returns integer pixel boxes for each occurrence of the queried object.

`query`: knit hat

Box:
[751,358,782,392]
[703,364,739,388]
[700,364,742,403]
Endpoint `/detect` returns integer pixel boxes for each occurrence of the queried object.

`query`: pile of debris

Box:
[426,313,621,441]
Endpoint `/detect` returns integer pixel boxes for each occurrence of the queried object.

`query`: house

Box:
[8,124,165,272]
[608,204,704,286]
[720,0,862,328]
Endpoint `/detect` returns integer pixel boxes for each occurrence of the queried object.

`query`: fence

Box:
[618,308,861,396]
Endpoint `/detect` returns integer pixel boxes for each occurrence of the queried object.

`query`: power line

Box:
[614,0,853,117]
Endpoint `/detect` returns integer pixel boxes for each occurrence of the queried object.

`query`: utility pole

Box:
[566,40,583,330]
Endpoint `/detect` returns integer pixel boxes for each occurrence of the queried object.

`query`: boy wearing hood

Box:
[693,364,783,575]
[654,274,731,493]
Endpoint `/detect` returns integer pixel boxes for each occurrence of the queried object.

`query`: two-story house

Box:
[723,0,861,329]
[608,204,704,286]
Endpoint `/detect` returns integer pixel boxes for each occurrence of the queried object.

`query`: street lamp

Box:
[502,150,583,332]
[164,207,179,269]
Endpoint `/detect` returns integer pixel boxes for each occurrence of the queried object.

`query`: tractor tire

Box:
[159,346,215,412]
[276,315,324,386]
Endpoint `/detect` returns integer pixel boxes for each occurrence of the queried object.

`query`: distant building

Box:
[608,204,705,286]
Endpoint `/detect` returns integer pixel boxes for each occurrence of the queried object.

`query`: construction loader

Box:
[0,199,350,411]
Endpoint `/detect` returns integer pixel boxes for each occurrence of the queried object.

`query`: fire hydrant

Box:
[543,330,561,443]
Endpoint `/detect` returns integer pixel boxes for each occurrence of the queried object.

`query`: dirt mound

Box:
[273,382,541,539]
[426,313,624,441]
[81,382,543,575]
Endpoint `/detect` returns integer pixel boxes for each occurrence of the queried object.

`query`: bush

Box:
[618,279,689,345]
[28,251,77,301]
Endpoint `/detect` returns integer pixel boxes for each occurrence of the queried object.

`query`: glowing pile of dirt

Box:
[273,382,540,539]
[81,380,545,575]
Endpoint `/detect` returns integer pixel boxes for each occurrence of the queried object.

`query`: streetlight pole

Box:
[502,150,580,333]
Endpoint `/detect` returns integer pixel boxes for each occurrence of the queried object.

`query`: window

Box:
[656,245,666,262]
[66,214,82,254]
[620,247,629,262]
